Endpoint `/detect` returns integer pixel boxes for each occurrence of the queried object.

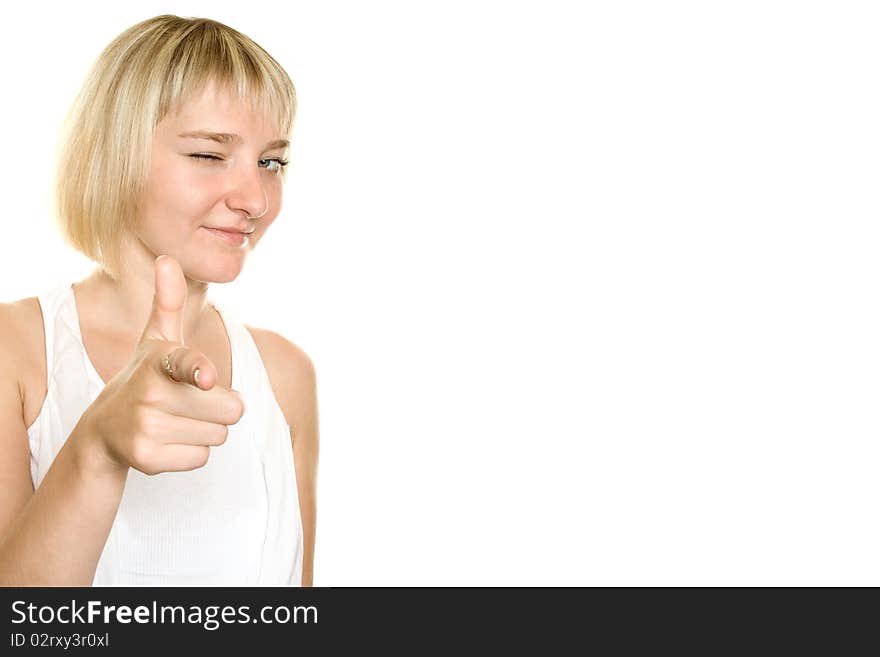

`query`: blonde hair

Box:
[52,15,297,281]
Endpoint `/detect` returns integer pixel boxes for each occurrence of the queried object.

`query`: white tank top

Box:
[26,282,303,586]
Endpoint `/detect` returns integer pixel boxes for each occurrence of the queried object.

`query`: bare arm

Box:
[0,420,128,586]
[292,394,318,587]
[1,258,246,586]
[0,303,128,586]
[282,346,319,587]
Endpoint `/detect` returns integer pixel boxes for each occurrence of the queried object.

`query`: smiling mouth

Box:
[203,226,254,235]
[203,226,250,245]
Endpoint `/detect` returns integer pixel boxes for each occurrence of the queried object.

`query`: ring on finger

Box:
[162,352,177,377]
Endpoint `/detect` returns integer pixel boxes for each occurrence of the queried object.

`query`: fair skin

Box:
[0,78,317,585]
[76,78,286,344]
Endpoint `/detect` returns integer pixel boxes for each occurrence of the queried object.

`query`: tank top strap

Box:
[208,299,301,585]
[209,299,290,458]
[208,299,244,396]
[32,281,72,388]
[28,281,98,488]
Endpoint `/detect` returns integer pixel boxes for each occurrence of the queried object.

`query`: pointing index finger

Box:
[161,346,191,385]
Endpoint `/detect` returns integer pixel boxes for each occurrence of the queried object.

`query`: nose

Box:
[227,163,269,219]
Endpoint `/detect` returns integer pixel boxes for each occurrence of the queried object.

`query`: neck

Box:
[75,256,212,344]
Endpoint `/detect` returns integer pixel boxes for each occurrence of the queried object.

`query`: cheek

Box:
[149,163,218,211]
[266,184,283,217]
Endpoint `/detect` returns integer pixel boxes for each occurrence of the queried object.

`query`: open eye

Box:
[260,158,289,173]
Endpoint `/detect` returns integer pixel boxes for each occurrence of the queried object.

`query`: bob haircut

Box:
[52,14,297,282]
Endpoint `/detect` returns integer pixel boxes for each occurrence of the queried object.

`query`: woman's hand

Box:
[75,255,245,477]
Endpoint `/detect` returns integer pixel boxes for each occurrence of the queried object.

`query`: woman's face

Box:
[133,79,288,283]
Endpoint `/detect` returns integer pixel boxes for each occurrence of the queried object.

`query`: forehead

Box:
[160,79,279,137]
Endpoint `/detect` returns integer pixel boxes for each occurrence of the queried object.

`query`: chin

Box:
[189,260,246,284]
[210,270,242,284]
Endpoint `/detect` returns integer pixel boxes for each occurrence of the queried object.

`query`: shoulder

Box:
[0,297,45,373]
[0,296,43,339]
[0,297,46,417]
[0,300,27,376]
[244,325,317,432]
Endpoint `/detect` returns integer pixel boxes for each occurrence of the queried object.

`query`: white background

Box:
[2,1,879,585]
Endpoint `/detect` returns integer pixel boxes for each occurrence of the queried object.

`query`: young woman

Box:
[0,15,318,586]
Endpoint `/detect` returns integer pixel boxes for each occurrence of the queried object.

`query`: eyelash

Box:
[189,154,289,173]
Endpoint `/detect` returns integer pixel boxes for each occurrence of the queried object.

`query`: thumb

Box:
[139,254,187,345]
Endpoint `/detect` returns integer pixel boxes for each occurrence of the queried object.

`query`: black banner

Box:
[0,587,870,651]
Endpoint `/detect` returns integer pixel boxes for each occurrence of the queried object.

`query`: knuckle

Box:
[183,347,204,363]
[141,411,163,438]
[203,427,220,447]
[231,397,246,422]
[195,446,210,468]
[138,407,165,437]
[162,344,190,378]
[131,439,153,470]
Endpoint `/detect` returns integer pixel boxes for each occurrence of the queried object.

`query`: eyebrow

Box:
[177,130,289,150]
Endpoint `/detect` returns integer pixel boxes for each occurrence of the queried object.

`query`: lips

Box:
[205,226,254,235]
[203,226,250,245]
